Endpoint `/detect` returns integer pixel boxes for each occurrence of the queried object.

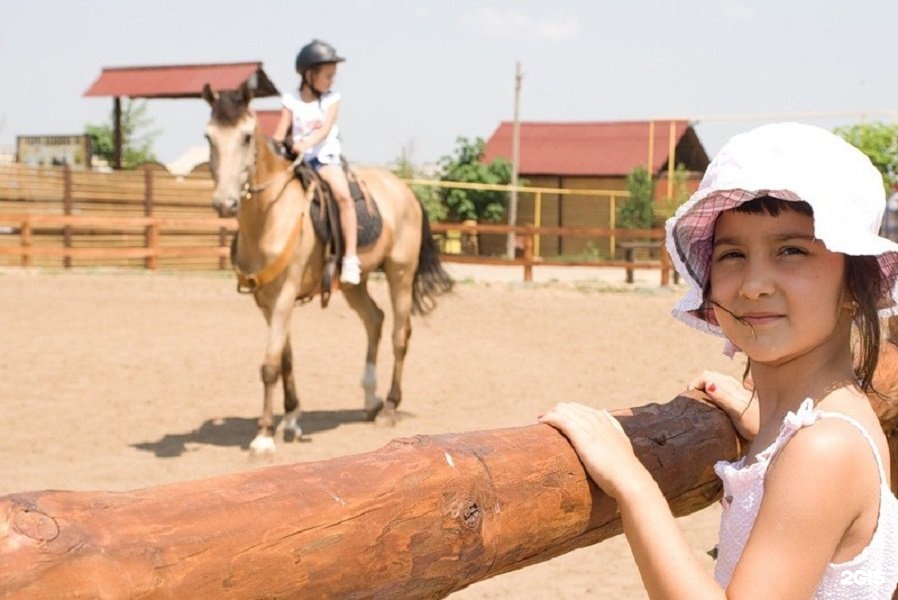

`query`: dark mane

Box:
[211,90,250,126]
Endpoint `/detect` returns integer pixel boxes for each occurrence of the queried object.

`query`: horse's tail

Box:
[412,205,454,315]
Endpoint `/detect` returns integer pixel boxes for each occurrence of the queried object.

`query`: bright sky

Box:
[2,0,896,168]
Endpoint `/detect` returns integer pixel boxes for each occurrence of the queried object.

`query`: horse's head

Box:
[203,82,258,217]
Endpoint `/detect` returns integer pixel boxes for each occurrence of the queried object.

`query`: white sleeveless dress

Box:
[714,399,898,598]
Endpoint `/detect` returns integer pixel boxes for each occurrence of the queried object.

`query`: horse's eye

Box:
[243,133,252,145]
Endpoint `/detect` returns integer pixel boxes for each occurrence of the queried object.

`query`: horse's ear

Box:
[239,81,254,106]
[202,83,217,107]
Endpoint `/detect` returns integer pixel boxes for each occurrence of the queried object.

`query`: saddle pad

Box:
[310,177,383,249]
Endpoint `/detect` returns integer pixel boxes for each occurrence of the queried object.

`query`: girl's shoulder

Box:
[766,398,886,494]
[320,90,341,107]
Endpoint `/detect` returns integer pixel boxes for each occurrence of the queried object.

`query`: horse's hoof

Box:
[374,409,397,427]
[364,396,384,421]
[282,411,303,441]
[249,435,277,454]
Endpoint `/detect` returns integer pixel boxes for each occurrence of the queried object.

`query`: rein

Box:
[234,164,316,293]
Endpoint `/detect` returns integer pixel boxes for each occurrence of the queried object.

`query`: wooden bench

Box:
[619,240,679,284]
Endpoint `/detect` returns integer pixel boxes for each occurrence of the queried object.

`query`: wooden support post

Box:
[660,243,671,286]
[62,165,72,269]
[218,226,229,270]
[0,396,741,598]
[523,227,534,282]
[144,168,157,270]
[20,218,31,268]
[113,97,122,170]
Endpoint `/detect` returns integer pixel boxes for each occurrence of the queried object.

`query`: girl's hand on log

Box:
[539,402,645,500]
[687,370,758,440]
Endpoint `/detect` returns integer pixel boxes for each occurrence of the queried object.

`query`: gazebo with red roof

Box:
[84,62,279,169]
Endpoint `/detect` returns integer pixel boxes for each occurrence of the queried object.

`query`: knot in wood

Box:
[13,508,59,542]
[461,500,481,529]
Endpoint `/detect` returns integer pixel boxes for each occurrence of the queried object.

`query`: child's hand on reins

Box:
[539,403,644,500]
[688,371,759,440]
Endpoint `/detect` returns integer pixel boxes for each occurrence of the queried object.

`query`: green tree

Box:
[85,99,160,169]
[653,163,691,226]
[392,146,447,222]
[438,137,512,222]
[834,122,898,192]
[617,166,654,229]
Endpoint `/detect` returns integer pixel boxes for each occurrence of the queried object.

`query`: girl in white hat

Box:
[541,123,898,597]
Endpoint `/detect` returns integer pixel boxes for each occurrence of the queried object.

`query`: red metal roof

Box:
[483,120,706,177]
[83,62,279,99]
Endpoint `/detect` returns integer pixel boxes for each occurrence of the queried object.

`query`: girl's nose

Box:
[739,258,775,300]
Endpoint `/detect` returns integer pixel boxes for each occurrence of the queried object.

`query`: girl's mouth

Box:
[738,313,783,327]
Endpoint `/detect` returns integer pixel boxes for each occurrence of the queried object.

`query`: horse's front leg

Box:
[280,335,302,441]
[341,283,385,420]
[251,288,296,454]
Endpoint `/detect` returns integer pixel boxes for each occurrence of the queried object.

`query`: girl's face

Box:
[708,208,850,366]
[309,63,337,92]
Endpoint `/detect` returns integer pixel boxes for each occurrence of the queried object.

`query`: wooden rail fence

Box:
[0,163,676,282]
[0,214,237,270]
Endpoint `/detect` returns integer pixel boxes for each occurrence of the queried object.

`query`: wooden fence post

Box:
[523,227,534,282]
[144,168,157,270]
[20,217,31,268]
[62,165,72,269]
[218,226,229,271]
[660,243,671,286]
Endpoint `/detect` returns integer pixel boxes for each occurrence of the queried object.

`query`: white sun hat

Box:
[665,122,898,337]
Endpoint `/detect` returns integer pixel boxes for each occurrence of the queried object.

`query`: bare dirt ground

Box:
[0,265,743,598]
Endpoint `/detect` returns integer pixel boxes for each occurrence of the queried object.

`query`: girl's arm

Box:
[272,108,292,144]
[540,404,869,599]
[294,100,340,153]
[539,403,724,599]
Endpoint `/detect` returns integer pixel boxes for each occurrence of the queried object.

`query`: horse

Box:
[202,82,453,453]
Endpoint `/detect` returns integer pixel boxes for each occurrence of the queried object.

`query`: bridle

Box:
[227,130,313,294]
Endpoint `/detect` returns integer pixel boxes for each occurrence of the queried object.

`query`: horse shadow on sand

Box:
[131,409,378,458]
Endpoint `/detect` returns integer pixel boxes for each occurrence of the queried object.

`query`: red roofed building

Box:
[483,120,709,257]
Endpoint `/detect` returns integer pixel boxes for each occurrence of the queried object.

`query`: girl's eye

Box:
[780,246,808,256]
[714,249,744,262]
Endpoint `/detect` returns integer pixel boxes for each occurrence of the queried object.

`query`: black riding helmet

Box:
[295,39,345,74]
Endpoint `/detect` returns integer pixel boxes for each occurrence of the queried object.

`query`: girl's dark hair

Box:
[712,195,884,391]
[846,255,883,390]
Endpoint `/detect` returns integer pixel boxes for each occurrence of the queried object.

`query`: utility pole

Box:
[506,62,522,259]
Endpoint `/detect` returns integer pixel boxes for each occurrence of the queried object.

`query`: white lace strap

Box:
[814,410,890,489]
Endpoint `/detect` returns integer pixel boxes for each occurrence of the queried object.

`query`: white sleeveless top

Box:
[714,399,898,598]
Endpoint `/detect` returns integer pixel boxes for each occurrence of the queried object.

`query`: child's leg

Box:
[318,165,357,256]
[317,164,360,284]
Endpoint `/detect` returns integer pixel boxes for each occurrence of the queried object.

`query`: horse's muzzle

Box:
[213,195,239,218]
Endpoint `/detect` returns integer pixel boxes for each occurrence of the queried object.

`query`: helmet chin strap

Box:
[301,73,324,98]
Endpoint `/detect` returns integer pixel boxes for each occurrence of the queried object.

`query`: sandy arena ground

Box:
[0,264,744,598]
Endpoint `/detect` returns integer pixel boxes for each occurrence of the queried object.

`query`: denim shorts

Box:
[305,153,341,172]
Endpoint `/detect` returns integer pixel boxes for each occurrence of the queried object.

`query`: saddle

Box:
[293,160,383,305]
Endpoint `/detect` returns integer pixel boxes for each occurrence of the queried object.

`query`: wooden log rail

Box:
[2,373,896,598]
[0,214,237,268]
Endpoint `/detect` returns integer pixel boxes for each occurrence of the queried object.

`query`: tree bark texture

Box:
[1,396,739,599]
[2,348,896,600]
